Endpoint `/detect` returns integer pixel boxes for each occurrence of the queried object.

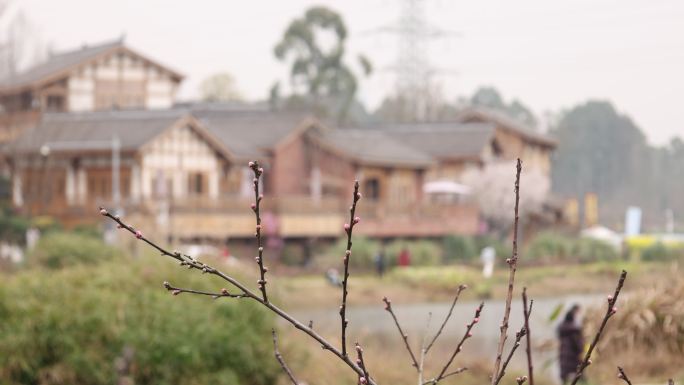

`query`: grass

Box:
[275,261,680,309]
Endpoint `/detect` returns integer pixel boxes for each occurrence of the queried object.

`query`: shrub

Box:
[443,235,477,262]
[325,236,381,269]
[385,239,441,267]
[526,231,572,263]
[28,231,121,269]
[572,237,619,262]
[0,206,29,244]
[641,242,683,261]
[0,258,280,385]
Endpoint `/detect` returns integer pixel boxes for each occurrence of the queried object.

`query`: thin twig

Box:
[492,158,522,385]
[569,270,628,385]
[422,368,467,385]
[426,302,484,385]
[493,326,528,385]
[355,343,371,384]
[162,281,246,299]
[98,176,377,385]
[383,296,419,370]
[249,161,269,303]
[522,288,534,385]
[617,367,632,385]
[425,284,467,354]
[340,181,361,357]
[272,329,299,385]
[417,312,433,385]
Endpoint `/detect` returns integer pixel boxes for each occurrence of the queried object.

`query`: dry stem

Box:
[491,158,522,384]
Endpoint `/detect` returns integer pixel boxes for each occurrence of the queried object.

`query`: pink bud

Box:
[359,377,367,384]
[221,288,229,295]
[99,208,108,215]
[259,194,263,200]
[256,225,262,230]
[250,203,256,210]
[135,230,143,239]
[356,192,362,199]
[253,178,258,184]
[467,332,473,337]
[473,317,480,323]
[356,345,363,353]
[248,161,255,167]
[611,306,618,313]
[344,223,350,231]
[258,167,264,174]
[172,290,181,296]
[506,258,512,264]
[117,224,122,229]
[353,216,360,224]
[346,250,351,256]
[607,295,613,302]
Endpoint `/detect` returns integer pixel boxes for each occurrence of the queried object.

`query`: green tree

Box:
[550,101,650,225]
[272,6,372,123]
[469,86,538,128]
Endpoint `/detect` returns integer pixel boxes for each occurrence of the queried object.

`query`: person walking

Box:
[373,248,386,277]
[397,247,411,267]
[557,304,584,384]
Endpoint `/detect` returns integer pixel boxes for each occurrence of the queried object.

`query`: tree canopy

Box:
[272,6,372,123]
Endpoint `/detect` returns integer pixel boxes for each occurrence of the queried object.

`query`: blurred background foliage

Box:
[0,243,280,385]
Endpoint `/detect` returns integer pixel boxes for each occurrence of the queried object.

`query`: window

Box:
[188,172,206,196]
[364,178,380,200]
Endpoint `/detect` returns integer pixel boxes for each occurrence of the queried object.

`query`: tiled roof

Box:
[0,38,182,92]
[456,107,557,147]
[5,109,188,153]
[319,129,434,168]
[193,109,311,159]
[367,122,496,160]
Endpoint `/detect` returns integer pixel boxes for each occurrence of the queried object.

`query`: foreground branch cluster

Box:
[99,159,675,385]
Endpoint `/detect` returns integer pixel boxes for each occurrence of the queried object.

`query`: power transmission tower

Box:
[365,0,460,120]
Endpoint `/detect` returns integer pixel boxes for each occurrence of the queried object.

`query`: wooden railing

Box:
[0,109,41,142]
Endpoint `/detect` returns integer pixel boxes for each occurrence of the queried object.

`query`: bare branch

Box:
[425,284,467,354]
[491,158,522,385]
[417,312,433,385]
[340,180,361,357]
[383,296,419,370]
[272,329,299,385]
[522,288,534,385]
[98,169,377,385]
[355,343,371,384]
[493,326,528,385]
[617,367,632,385]
[422,368,467,385]
[569,270,628,385]
[249,161,269,302]
[162,281,246,299]
[426,302,484,385]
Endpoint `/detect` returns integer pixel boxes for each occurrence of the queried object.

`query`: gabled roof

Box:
[193,109,313,159]
[0,38,183,93]
[456,107,557,148]
[318,129,434,168]
[367,122,496,161]
[4,109,229,159]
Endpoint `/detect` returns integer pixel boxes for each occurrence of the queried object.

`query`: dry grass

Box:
[584,268,684,383]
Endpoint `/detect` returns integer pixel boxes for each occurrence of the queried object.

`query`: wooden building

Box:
[0,38,182,142]
[4,108,480,241]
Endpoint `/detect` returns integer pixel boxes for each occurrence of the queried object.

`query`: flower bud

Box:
[473,317,480,323]
[258,167,264,174]
[99,208,108,215]
[356,192,362,200]
[359,377,367,384]
[607,294,613,302]
[172,289,181,296]
[248,161,255,167]
[135,230,143,239]
[250,203,256,210]
[355,345,363,353]
[344,223,350,231]
[353,216,360,224]
[117,224,122,229]
[163,281,170,289]
[221,288,229,295]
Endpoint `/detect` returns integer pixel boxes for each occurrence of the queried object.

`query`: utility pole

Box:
[112,135,121,216]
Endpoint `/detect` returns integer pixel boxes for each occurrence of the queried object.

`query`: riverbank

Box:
[272,260,680,309]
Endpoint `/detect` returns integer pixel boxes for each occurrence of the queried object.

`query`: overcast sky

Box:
[17,0,684,145]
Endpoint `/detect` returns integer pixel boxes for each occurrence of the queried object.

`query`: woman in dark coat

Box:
[557,304,584,383]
